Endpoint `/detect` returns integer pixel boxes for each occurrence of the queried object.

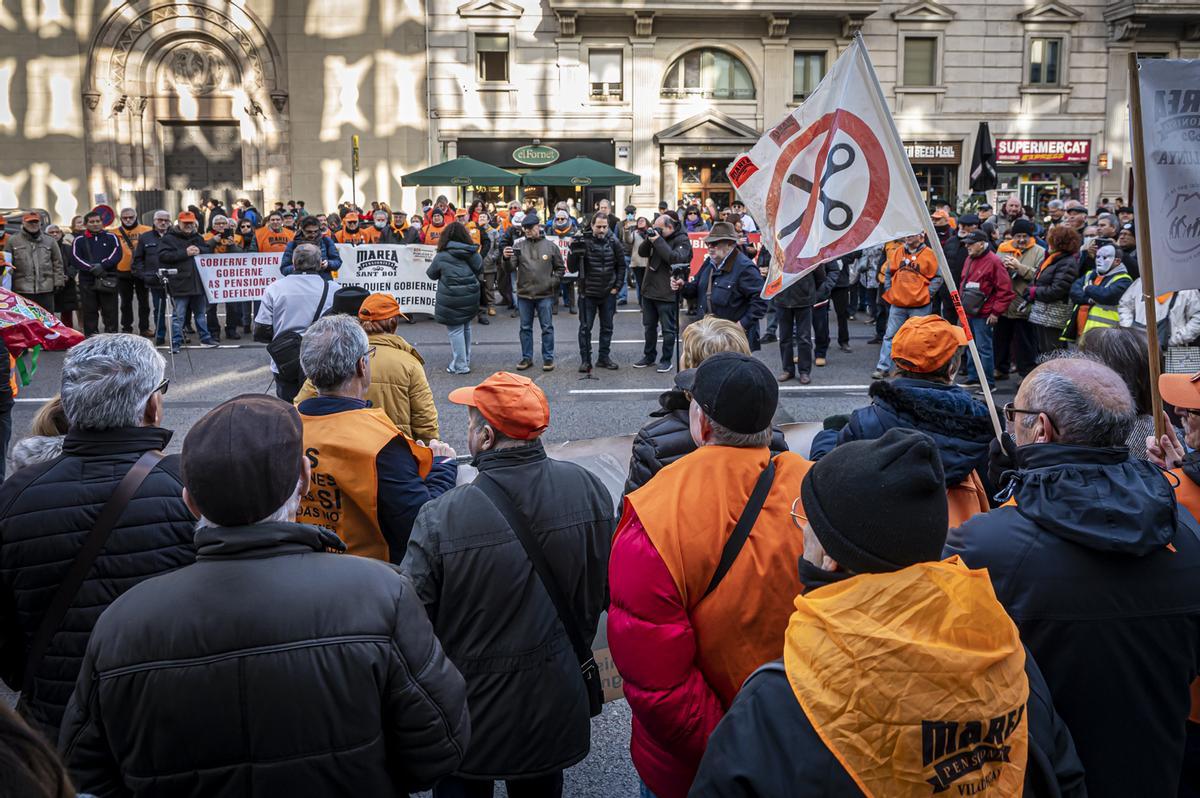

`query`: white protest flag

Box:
[1135,59,1200,293]
[730,35,926,298]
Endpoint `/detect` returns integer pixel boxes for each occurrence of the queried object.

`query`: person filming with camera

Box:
[670,221,767,352]
[568,211,627,372]
[636,214,693,373]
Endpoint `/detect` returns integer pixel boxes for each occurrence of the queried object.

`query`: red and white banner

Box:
[729,36,925,298]
[688,232,760,276]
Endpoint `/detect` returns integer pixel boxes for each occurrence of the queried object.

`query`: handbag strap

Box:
[702,458,777,600]
[311,279,331,325]
[20,449,165,697]
[473,475,594,668]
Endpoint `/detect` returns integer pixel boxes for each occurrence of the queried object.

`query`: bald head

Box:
[1014,354,1135,447]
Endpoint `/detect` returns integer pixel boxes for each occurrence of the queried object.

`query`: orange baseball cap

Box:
[1160,372,1200,410]
[344,212,359,222]
[449,372,550,440]
[22,212,39,222]
[358,293,407,322]
[177,211,197,223]
[891,315,967,373]
[931,210,951,225]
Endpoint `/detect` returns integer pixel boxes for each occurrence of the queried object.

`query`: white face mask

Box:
[374,220,387,229]
[1095,244,1117,275]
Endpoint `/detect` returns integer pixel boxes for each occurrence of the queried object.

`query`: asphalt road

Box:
[5,300,1021,796]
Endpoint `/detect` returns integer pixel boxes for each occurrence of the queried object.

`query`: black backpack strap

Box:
[311,279,331,324]
[473,475,594,669]
[703,458,777,600]
[19,449,165,700]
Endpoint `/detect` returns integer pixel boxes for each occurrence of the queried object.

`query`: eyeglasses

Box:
[789,496,806,531]
[1002,402,1059,435]
[360,346,377,362]
[155,378,169,396]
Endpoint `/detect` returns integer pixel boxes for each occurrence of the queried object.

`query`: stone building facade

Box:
[0,0,1197,221]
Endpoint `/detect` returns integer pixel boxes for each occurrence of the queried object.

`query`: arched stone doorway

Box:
[83,1,289,212]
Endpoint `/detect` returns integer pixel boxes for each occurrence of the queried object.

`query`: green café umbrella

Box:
[402,156,522,187]
[521,156,641,187]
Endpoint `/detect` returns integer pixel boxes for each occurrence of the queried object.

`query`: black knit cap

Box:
[800,427,949,573]
[182,395,304,527]
[1011,218,1037,236]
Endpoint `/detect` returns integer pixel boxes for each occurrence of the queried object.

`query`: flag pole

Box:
[854,32,1004,439]
[1127,52,1166,440]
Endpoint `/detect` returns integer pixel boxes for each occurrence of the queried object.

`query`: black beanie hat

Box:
[1011,218,1037,236]
[800,427,949,574]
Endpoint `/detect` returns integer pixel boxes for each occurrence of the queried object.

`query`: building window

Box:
[792,51,826,102]
[902,36,938,87]
[1029,37,1062,86]
[476,34,509,83]
[661,48,755,100]
[589,50,623,99]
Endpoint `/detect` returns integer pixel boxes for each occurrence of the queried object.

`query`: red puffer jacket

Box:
[960,250,1016,319]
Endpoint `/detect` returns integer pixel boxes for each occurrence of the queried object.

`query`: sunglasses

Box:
[155,378,169,396]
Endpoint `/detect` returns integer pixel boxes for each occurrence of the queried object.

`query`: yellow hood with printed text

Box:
[784,557,1029,797]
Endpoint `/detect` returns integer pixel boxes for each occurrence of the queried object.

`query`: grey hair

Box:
[45,224,60,234]
[292,243,322,273]
[196,477,304,529]
[708,418,773,449]
[1047,199,1064,210]
[211,215,229,226]
[1098,213,1119,229]
[1022,351,1136,447]
[153,209,170,221]
[9,435,65,473]
[300,314,369,392]
[60,334,165,430]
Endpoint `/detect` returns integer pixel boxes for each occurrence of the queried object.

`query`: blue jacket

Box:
[70,231,122,284]
[279,234,342,278]
[945,444,1200,798]
[295,396,457,560]
[682,248,767,329]
[810,378,994,490]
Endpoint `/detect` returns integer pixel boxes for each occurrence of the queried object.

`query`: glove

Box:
[823,414,850,432]
[987,433,1019,492]
[91,265,106,276]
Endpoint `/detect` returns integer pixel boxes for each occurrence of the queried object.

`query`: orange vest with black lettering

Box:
[297,407,432,561]
[625,445,814,706]
[255,227,292,253]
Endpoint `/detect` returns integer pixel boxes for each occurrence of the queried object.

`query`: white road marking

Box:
[569,385,872,395]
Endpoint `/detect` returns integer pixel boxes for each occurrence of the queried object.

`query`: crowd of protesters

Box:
[1,187,1200,798]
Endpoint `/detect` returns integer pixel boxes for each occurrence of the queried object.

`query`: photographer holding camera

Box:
[567,212,627,372]
[132,210,173,346]
[635,214,693,373]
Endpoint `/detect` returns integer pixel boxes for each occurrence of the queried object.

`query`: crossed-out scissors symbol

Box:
[778,142,856,239]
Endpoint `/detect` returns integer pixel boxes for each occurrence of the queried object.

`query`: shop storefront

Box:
[995,138,1092,217]
[904,141,962,207]
[678,159,734,209]
[454,138,616,211]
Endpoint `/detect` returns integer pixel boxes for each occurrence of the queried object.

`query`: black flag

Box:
[970,122,998,192]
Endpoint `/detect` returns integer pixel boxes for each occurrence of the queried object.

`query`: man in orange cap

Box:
[811,314,994,526]
[402,372,613,798]
[5,211,64,311]
[335,212,370,246]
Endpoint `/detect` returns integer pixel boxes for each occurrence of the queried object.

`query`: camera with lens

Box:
[157,268,178,277]
[670,262,691,281]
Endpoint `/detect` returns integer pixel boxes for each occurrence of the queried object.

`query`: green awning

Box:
[402,156,522,187]
[521,156,641,187]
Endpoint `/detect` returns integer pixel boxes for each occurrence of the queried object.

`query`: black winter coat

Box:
[568,232,627,298]
[623,388,789,495]
[946,444,1200,798]
[941,232,968,283]
[427,241,483,326]
[157,227,211,296]
[683,249,768,329]
[690,566,1086,798]
[61,521,470,797]
[131,229,166,283]
[773,264,834,309]
[638,228,692,303]
[1027,251,1080,307]
[0,427,196,741]
[401,442,613,779]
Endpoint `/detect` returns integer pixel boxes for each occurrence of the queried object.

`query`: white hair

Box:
[9,435,64,472]
[211,215,229,226]
[60,334,165,430]
[299,315,369,392]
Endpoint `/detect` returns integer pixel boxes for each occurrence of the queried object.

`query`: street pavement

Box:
[5,300,1021,796]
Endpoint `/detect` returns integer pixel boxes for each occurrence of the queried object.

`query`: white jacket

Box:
[1118,278,1200,346]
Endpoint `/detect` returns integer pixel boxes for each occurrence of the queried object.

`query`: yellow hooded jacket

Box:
[784,557,1029,797]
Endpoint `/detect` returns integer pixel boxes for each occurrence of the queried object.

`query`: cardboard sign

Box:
[334,243,438,315]
[197,252,285,303]
[687,232,761,276]
[546,234,576,278]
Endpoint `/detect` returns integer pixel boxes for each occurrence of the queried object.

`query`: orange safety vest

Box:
[335,228,371,246]
[424,223,447,248]
[109,224,151,272]
[297,407,433,561]
[949,470,990,528]
[255,227,292,253]
[1171,466,1200,724]
[625,444,814,706]
[883,245,939,308]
